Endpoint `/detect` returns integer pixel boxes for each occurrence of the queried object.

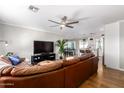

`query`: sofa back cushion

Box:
[79,53,95,61]
[0,66,13,76]
[90,53,95,57]
[37,60,63,66]
[11,60,62,76]
[79,54,89,61]
[63,57,80,67]
[16,60,31,67]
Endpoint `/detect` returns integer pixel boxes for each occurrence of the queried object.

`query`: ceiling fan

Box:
[48,16,79,30]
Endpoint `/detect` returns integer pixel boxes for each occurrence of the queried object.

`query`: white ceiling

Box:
[0,5,124,39]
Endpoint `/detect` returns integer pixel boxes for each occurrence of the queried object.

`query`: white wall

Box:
[0,25,6,54]
[0,30,1,39]
[119,22,124,69]
[0,28,2,53]
[104,22,120,69]
[0,25,4,39]
[0,24,63,60]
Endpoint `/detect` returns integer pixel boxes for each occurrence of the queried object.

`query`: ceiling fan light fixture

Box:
[89,33,94,41]
[101,34,104,37]
[82,38,86,42]
[60,24,65,28]
[89,38,93,41]
[29,5,39,12]
[48,16,80,30]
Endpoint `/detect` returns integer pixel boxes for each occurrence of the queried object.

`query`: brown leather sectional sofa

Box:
[0,54,99,88]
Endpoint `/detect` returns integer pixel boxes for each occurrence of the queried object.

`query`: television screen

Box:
[34,41,54,54]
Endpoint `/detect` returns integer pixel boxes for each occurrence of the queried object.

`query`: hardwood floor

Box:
[79,57,124,88]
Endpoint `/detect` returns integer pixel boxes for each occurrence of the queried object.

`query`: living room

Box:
[0,0,124,91]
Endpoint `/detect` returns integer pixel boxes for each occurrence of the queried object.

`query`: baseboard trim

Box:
[105,66,124,71]
[117,68,124,71]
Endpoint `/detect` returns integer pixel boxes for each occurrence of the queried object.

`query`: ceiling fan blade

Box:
[77,17,91,21]
[67,21,79,25]
[67,17,91,22]
[66,25,74,28]
[49,25,59,27]
[48,20,61,24]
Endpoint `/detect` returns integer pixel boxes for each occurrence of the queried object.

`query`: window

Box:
[65,41,76,49]
[79,40,88,49]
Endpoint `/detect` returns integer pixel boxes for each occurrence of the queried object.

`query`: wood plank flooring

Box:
[79,58,124,88]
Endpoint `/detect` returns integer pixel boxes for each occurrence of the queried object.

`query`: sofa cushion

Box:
[90,53,95,57]
[16,61,31,67]
[79,54,90,61]
[11,60,62,76]
[0,66,13,76]
[63,57,80,67]
[37,60,53,65]
[79,53,95,61]
[37,60,63,66]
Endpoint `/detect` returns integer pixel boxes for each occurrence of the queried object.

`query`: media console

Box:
[31,53,56,65]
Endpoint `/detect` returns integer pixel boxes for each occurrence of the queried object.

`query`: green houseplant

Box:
[6,52,14,57]
[56,39,67,59]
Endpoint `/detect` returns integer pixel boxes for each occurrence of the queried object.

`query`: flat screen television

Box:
[34,41,54,54]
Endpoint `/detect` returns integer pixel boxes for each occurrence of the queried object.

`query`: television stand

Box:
[31,53,56,65]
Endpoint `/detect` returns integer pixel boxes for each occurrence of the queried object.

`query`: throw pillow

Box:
[9,55,21,65]
[0,55,11,64]
[0,60,11,69]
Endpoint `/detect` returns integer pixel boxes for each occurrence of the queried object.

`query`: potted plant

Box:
[56,39,67,59]
[6,52,14,57]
